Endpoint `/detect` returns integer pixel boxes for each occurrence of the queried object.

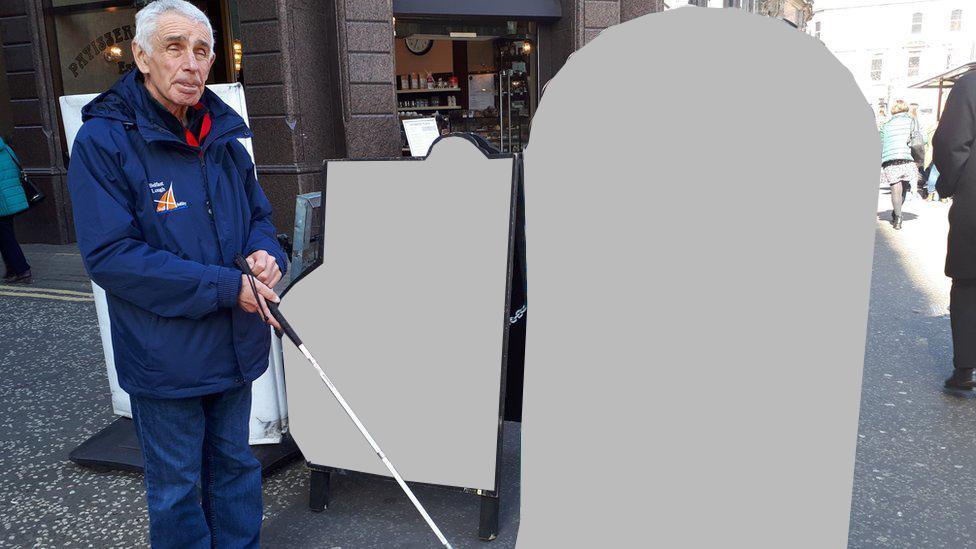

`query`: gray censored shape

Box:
[518,7,878,548]
[281,136,515,493]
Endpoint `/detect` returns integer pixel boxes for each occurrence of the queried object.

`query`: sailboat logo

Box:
[154,183,188,213]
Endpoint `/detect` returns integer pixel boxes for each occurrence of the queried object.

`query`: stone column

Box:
[333,0,398,158]
[538,0,662,93]
[622,0,665,22]
[238,0,347,238]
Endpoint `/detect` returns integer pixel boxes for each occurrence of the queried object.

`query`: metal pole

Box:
[534,29,541,108]
[937,78,945,121]
[506,73,512,150]
[498,70,505,152]
[234,256,453,549]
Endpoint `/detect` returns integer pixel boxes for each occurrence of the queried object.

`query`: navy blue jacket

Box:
[68,70,287,398]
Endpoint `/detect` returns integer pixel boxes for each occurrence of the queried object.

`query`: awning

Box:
[393,0,562,22]
[909,62,976,89]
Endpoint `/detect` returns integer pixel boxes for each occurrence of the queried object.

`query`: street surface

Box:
[0,185,973,547]
[0,245,520,548]
[848,187,975,548]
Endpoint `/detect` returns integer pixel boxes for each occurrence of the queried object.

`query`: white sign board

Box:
[283,136,513,490]
[59,83,287,445]
[401,117,441,157]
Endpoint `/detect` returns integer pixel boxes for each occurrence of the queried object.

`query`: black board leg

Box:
[309,468,331,512]
[478,493,499,541]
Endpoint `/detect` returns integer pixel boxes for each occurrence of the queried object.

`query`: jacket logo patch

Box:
[151,182,188,213]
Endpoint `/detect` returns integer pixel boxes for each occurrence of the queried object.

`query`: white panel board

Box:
[282,136,514,490]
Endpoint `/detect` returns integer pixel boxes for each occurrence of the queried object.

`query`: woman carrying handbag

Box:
[879,100,920,230]
[0,136,32,283]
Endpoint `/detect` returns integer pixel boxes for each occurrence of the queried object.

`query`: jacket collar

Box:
[82,69,252,150]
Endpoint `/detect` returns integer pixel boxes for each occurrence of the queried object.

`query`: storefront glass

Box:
[394,20,537,155]
[47,1,236,97]
[54,5,140,95]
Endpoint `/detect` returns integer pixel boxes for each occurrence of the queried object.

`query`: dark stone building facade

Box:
[1,0,663,245]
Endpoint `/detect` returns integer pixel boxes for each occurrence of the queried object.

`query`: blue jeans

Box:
[130,383,262,548]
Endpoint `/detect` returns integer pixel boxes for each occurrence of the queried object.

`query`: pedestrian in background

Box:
[933,72,976,392]
[924,163,939,202]
[0,136,31,283]
[879,100,919,230]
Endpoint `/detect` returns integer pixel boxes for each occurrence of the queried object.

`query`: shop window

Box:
[911,12,923,34]
[951,9,962,32]
[393,20,537,154]
[47,1,236,97]
[870,57,883,81]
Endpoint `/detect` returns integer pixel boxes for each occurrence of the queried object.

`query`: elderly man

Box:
[934,72,976,393]
[67,1,285,546]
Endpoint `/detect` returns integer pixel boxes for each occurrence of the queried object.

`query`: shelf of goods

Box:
[397,106,462,112]
[396,87,461,94]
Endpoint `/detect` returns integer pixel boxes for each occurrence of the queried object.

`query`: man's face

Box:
[133,12,214,112]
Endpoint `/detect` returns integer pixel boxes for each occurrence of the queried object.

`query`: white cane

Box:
[234,256,453,549]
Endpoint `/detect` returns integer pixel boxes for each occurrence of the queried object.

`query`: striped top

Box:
[880,113,923,164]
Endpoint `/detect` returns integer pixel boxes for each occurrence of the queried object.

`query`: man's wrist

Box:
[246,247,288,277]
[216,266,243,308]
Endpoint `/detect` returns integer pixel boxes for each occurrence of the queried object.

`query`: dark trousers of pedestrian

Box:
[130,382,262,549]
[950,279,976,370]
[890,181,909,218]
[0,215,29,275]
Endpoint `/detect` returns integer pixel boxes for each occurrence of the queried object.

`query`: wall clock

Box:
[405,37,433,56]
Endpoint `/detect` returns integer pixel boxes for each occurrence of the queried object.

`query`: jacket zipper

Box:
[198,152,222,262]
[144,120,250,383]
[198,149,246,383]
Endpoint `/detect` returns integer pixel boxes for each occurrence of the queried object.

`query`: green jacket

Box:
[0,137,28,217]
[880,113,924,164]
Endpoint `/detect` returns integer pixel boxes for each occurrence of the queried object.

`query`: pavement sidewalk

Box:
[0,242,522,548]
[847,186,971,547]
[1,243,91,294]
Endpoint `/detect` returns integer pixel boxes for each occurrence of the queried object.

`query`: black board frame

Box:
[281,133,524,541]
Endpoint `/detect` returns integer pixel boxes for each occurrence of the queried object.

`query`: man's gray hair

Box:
[133,0,215,57]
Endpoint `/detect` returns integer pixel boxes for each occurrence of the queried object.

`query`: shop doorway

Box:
[43,0,240,162]
[45,0,239,96]
[394,20,537,155]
